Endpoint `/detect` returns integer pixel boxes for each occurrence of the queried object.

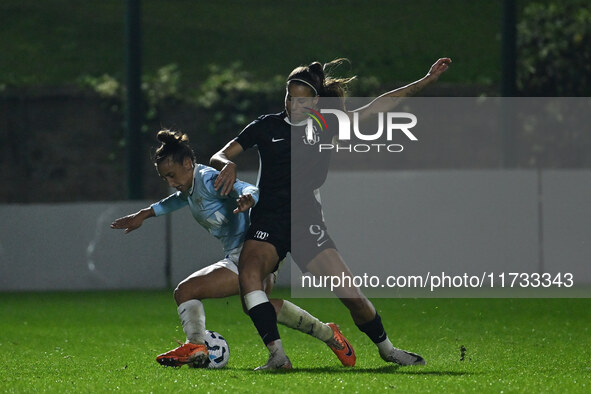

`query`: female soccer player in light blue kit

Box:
[111,129,355,368]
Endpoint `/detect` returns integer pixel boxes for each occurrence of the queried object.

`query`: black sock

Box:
[356,313,388,344]
[248,302,280,346]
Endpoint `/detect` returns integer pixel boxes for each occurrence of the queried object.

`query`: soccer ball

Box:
[204,330,229,369]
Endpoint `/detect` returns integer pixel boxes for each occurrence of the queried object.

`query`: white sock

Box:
[266,339,287,359]
[376,337,396,356]
[177,299,206,344]
[244,290,269,310]
[277,300,333,342]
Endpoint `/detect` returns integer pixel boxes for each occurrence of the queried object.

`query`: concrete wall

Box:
[542,170,591,282]
[0,201,167,291]
[317,170,541,277]
[1,170,589,292]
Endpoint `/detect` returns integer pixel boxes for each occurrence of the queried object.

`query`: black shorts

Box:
[245,203,336,273]
[291,191,337,271]
[245,210,290,270]
[291,219,337,272]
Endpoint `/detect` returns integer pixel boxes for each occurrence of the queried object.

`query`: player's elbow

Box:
[209,151,222,168]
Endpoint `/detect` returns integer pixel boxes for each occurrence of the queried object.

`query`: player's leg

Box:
[263,260,333,343]
[157,261,239,367]
[175,260,240,303]
[290,219,359,366]
[306,248,426,366]
[174,261,239,342]
[261,262,354,367]
[305,248,375,323]
[270,298,333,341]
[262,271,275,296]
[177,258,343,365]
[270,297,356,366]
[239,239,292,370]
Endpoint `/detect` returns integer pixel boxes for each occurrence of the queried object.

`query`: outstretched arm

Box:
[110,207,155,234]
[210,140,244,196]
[353,58,452,121]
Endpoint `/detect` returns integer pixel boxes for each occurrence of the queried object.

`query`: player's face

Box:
[156,156,194,194]
[285,82,318,122]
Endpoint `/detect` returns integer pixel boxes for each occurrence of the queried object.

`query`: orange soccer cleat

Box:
[326,323,356,367]
[156,342,209,368]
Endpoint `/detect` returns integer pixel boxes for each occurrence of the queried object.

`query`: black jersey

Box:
[234,110,336,214]
[236,110,337,267]
[291,114,336,199]
[235,112,291,214]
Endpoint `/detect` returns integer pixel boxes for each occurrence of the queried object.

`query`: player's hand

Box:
[110,213,144,234]
[233,194,255,214]
[426,57,452,80]
[214,162,237,196]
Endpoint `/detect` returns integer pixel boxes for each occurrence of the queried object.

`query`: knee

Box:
[173,280,202,305]
[173,283,186,305]
[237,243,278,294]
[238,268,261,290]
[238,260,263,291]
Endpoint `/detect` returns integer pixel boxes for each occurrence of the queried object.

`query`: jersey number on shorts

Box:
[309,225,328,247]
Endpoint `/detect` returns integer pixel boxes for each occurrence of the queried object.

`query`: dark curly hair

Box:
[152,129,196,166]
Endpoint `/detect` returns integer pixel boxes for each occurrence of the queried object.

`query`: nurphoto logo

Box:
[308,108,418,153]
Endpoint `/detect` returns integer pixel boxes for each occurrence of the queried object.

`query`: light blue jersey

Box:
[151,164,259,255]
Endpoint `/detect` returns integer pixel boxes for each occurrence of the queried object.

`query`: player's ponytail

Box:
[153,129,196,165]
[307,62,325,90]
[287,58,356,109]
[321,58,356,99]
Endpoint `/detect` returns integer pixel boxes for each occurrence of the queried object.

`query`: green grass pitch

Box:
[1,289,590,393]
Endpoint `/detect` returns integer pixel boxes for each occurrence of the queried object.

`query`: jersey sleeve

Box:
[229,179,259,206]
[234,116,264,150]
[200,166,260,206]
[150,192,189,216]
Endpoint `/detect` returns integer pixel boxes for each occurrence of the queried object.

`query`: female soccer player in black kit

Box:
[211,57,451,370]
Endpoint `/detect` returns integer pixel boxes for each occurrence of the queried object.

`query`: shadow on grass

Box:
[228,365,475,376]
